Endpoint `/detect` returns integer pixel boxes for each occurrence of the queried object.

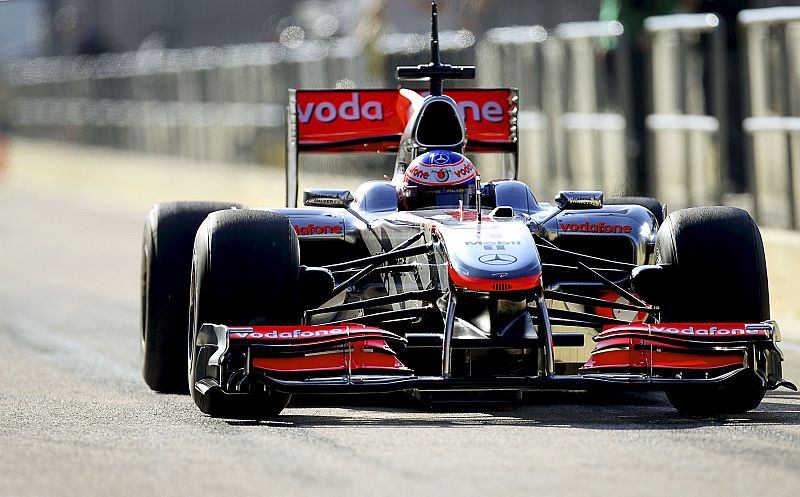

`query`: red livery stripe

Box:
[448,267,541,292]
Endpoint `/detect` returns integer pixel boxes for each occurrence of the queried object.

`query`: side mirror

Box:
[303,189,354,208]
[555,191,603,210]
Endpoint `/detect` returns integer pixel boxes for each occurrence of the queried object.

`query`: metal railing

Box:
[476,26,551,196]
[644,13,726,210]
[740,7,800,230]
[4,38,368,164]
[551,20,630,199]
[476,21,632,202]
[5,8,800,230]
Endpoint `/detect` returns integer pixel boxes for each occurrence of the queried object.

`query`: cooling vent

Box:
[491,283,512,291]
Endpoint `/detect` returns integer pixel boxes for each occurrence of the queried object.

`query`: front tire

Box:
[141,201,244,393]
[188,209,300,418]
[656,206,769,415]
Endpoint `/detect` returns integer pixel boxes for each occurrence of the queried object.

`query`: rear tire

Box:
[141,201,244,393]
[605,196,664,226]
[189,209,299,418]
[656,206,769,415]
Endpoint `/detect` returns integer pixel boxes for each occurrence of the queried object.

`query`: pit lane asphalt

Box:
[1,142,799,497]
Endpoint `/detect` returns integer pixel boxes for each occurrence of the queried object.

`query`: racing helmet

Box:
[401,150,477,210]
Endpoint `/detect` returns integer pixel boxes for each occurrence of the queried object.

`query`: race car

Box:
[140,2,794,418]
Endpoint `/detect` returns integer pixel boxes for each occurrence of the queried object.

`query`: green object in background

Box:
[600,0,682,43]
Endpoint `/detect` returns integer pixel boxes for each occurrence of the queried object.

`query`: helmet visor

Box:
[404,184,476,210]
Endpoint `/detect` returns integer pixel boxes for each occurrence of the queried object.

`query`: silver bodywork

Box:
[273,183,658,276]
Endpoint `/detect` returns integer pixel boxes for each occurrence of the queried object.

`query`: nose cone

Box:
[440,221,542,292]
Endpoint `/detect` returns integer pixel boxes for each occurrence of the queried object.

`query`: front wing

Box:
[193,322,795,399]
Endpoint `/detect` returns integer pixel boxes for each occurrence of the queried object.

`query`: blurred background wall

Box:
[2,0,601,55]
[3,0,800,228]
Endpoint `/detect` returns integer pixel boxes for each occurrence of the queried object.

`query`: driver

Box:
[398,150,477,210]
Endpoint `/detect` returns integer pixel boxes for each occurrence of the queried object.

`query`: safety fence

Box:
[3,7,800,228]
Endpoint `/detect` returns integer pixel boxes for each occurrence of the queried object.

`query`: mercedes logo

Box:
[432,152,450,165]
[478,253,517,266]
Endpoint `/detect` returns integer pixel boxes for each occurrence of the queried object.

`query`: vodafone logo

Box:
[297,92,506,125]
[560,221,632,234]
[408,163,474,186]
[651,326,758,336]
[453,162,474,178]
[293,223,343,236]
[458,100,504,123]
[298,93,383,124]
[230,328,350,339]
[407,157,475,187]
[410,167,430,180]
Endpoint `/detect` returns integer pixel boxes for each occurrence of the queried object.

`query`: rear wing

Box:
[286,88,518,207]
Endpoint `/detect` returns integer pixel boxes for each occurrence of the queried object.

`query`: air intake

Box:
[414,97,466,148]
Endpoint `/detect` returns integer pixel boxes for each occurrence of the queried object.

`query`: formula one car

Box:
[141,2,794,417]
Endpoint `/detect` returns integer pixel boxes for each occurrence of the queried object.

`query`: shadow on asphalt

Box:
[223,389,800,429]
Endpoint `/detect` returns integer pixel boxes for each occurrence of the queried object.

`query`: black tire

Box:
[141,201,244,393]
[605,196,664,226]
[656,206,769,415]
[189,209,299,418]
[656,206,769,323]
[665,374,765,416]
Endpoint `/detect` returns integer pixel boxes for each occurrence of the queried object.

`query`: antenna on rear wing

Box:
[430,0,441,67]
[396,1,475,96]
